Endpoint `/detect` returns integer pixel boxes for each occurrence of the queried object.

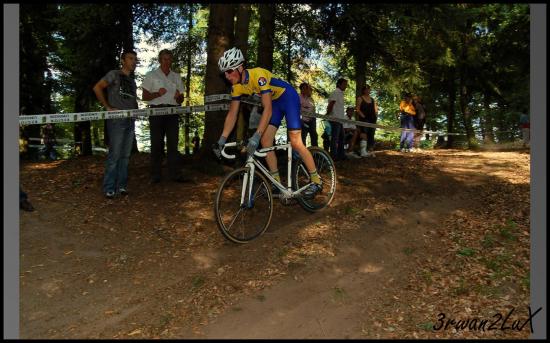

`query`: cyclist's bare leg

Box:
[261,125,278,172]
[289,130,316,172]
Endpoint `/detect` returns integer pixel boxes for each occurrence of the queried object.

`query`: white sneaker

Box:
[360,149,369,157]
[346,151,361,159]
[409,147,416,152]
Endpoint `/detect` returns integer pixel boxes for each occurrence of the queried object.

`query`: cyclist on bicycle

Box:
[213,47,322,199]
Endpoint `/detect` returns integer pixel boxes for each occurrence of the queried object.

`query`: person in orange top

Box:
[398,93,416,152]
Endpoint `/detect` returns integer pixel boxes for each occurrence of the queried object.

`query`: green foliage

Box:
[20,3,530,157]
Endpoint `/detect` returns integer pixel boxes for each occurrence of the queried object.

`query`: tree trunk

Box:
[234,4,251,59]
[445,68,456,148]
[482,94,495,144]
[118,3,139,153]
[184,5,195,155]
[459,78,476,149]
[234,4,252,142]
[257,4,275,70]
[92,123,100,147]
[495,103,507,143]
[20,4,56,156]
[353,41,367,98]
[74,91,93,156]
[119,4,134,53]
[202,4,236,154]
[285,22,293,82]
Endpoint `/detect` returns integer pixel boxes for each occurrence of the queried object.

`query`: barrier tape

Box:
[235,96,463,137]
[18,104,231,126]
[300,113,464,136]
[204,94,232,102]
[19,93,461,136]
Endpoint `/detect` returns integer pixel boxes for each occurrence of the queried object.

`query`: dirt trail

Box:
[198,194,463,339]
[19,149,531,339]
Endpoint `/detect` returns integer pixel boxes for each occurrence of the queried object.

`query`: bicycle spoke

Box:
[225,206,246,233]
[294,148,336,212]
[215,168,273,243]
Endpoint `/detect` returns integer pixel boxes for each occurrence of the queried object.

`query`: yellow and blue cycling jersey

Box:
[231,67,302,130]
[231,67,287,100]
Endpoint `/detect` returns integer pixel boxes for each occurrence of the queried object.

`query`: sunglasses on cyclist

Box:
[224,68,239,75]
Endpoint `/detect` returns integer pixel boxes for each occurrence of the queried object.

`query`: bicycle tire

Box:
[293,146,337,212]
[214,167,273,243]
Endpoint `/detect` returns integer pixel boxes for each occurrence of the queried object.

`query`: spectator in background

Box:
[20,187,35,212]
[412,95,426,150]
[519,112,530,148]
[344,107,361,159]
[141,49,187,184]
[356,85,378,157]
[321,120,331,152]
[398,92,416,152]
[299,82,318,147]
[326,78,348,161]
[41,123,57,160]
[93,50,139,199]
[192,131,201,154]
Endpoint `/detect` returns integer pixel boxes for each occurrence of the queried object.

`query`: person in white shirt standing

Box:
[142,49,187,183]
[326,78,348,161]
[299,82,318,147]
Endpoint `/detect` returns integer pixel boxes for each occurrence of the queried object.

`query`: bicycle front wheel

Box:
[214,167,273,243]
[293,146,337,212]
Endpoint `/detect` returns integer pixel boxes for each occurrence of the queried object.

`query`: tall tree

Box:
[257,4,275,70]
[184,4,195,155]
[234,4,252,59]
[234,4,252,141]
[55,4,137,155]
[19,4,58,151]
[202,4,235,152]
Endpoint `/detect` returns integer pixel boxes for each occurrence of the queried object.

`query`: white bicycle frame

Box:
[221,142,313,207]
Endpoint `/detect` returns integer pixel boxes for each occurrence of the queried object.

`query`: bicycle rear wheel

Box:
[293,147,337,212]
[214,167,273,243]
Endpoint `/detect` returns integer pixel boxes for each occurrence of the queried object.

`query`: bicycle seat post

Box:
[287,143,293,191]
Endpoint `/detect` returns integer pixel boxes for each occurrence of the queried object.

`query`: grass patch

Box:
[521,272,530,289]
[417,322,434,331]
[483,253,513,279]
[481,234,496,248]
[256,294,266,302]
[159,313,173,328]
[191,275,205,289]
[451,277,469,296]
[277,246,290,259]
[476,284,504,298]
[231,306,243,312]
[333,287,348,302]
[344,206,359,215]
[499,227,516,241]
[498,220,518,242]
[420,270,432,284]
[403,247,416,256]
[457,247,476,257]
[506,219,518,230]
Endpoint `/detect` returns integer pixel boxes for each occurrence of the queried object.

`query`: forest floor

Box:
[19,146,532,339]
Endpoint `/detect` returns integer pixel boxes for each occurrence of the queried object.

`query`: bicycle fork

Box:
[241,162,256,209]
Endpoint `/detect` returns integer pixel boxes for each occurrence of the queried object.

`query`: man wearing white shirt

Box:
[142,49,186,183]
[326,78,348,161]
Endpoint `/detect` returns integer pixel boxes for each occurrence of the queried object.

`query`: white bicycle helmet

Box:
[218,47,245,72]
